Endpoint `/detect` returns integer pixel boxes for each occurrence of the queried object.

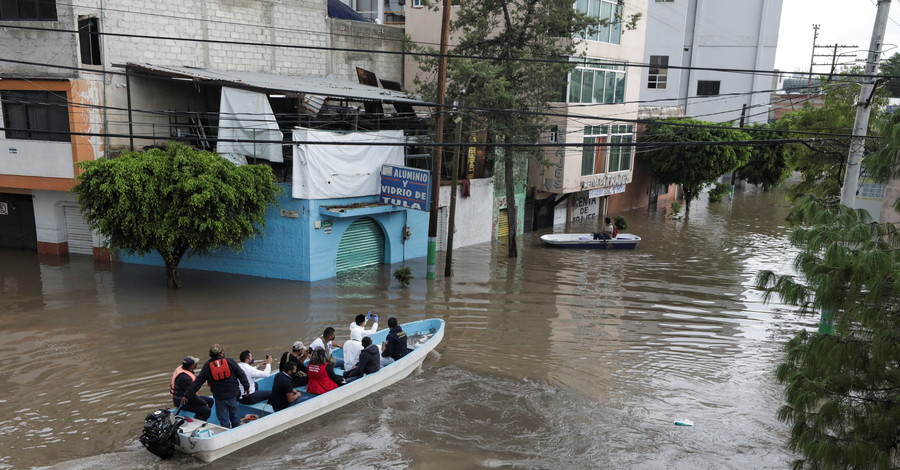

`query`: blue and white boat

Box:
[143,318,444,462]
[540,233,641,250]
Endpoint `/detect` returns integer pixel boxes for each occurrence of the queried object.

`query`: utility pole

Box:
[426,0,452,281]
[840,0,891,208]
[808,24,819,85]
[729,104,747,199]
[822,0,893,336]
[444,75,476,278]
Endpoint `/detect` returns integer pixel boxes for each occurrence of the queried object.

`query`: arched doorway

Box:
[336,217,385,272]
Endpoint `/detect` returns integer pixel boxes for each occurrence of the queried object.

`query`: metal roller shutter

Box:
[64,205,93,255]
[497,208,509,241]
[336,217,385,272]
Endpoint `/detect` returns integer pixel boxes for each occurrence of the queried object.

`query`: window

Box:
[575,0,623,45]
[697,80,721,96]
[412,0,423,6]
[78,17,102,65]
[1,91,70,142]
[549,125,559,143]
[648,55,668,89]
[0,0,57,20]
[568,59,626,104]
[581,124,634,176]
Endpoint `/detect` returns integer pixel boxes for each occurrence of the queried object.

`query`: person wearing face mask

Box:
[237,350,273,405]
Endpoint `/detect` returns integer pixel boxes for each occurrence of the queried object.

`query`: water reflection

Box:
[1,187,812,469]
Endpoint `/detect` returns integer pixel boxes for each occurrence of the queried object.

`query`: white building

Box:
[639,0,783,124]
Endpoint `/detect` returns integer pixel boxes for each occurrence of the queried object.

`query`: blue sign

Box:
[380,165,431,211]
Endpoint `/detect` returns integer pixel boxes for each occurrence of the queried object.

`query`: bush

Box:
[614,216,628,230]
[393,266,413,288]
[708,182,729,203]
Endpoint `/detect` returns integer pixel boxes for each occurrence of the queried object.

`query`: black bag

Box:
[139,408,185,459]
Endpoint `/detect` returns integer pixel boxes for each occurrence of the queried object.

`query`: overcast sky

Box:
[775,0,900,73]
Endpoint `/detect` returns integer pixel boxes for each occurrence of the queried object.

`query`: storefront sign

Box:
[589,185,626,198]
[380,165,431,211]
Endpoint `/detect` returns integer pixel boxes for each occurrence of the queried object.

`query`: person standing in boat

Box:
[344,336,381,383]
[279,340,309,388]
[309,327,344,369]
[270,362,310,412]
[306,348,344,395]
[183,343,250,429]
[381,317,411,366]
[170,355,213,421]
[237,350,273,405]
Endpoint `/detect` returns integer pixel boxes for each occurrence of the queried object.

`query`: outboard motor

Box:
[139,408,185,459]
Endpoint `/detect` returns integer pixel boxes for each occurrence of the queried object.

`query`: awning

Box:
[123,63,428,106]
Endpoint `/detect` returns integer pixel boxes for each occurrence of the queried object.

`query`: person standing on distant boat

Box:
[381,317,411,366]
[183,343,250,429]
[237,350,273,405]
[309,327,344,369]
[170,355,213,421]
[344,336,381,383]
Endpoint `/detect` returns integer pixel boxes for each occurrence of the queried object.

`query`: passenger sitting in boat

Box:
[237,350,273,405]
[306,348,344,395]
[270,362,310,412]
[279,341,309,388]
[343,328,364,371]
[381,317,411,366]
[350,312,378,341]
[170,355,213,421]
[593,217,615,240]
[310,327,344,369]
[344,336,381,383]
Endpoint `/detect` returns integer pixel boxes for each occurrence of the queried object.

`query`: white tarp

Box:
[292,128,405,199]
[216,87,283,163]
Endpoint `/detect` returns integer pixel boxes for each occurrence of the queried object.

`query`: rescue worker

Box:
[183,343,250,429]
[381,317,411,366]
[170,355,213,421]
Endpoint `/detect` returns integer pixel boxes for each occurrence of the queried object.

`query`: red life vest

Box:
[306,363,338,395]
[170,366,195,397]
[209,358,232,381]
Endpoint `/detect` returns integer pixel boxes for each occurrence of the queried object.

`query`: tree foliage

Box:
[640,118,751,213]
[756,196,900,469]
[74,142,280,288]
[778,71,889,202]
[736,122,796,190]
[878,52,900,98]
[410,0,639,257]
[866,112,900,212]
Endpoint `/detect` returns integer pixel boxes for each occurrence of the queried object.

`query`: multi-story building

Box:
[404,0,651,234]
[0,0,443,281]
[639,0,783,125]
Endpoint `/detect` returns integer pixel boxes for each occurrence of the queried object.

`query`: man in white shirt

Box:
[237,350,272,405]
[343,328,364,371]
[349,312,378,341]
[309,327,344,369]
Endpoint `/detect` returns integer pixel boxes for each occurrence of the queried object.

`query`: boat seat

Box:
[177,410,197,419]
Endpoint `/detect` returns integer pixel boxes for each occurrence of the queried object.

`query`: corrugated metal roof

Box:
[125,63,428,106]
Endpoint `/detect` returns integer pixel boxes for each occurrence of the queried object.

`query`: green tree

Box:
[756,196,900,470]
[878,52,900,98]
[411,0,639,257]
[736,122,796,190]
[640,118,751,213]
[779,71,888,202]
[74,142,280,288]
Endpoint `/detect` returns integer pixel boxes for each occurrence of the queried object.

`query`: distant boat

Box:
[140,318,445,463]
[540,233,641,250]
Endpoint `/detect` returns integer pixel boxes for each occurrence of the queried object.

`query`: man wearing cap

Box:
[170,356,213,421]
[279,341,309,388]
[183,344,250,429]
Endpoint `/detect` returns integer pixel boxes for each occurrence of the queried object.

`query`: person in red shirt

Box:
[306,348,344,395]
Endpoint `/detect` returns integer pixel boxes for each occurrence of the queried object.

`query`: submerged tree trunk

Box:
[505,145,518,258]
[159,244,188,289]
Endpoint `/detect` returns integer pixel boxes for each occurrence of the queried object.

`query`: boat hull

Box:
[173,318,444,462]
[540,233,641,250]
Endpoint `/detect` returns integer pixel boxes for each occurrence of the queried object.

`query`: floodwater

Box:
[0,187,809,470]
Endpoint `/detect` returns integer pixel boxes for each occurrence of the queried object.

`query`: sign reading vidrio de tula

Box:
[380,165,431,211]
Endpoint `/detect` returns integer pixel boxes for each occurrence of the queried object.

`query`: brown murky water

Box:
[1,187,808,470]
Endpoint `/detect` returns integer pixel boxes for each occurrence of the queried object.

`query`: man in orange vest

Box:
[170,356,213,421]
[183,344,250,429]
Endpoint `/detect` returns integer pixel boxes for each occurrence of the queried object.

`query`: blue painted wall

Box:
[120,184,429,282]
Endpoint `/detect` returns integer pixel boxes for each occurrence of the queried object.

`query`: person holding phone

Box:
[237,350,273,405]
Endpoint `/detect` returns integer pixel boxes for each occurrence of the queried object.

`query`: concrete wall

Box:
[640,0,783,124]
[0,2,78,78]
[437,177,494,250]
[121,185,429,282]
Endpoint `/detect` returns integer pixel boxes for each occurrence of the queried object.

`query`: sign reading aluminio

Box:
[380,165,431,211]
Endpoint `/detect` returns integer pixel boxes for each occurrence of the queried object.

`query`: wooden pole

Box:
[426,0,452,280]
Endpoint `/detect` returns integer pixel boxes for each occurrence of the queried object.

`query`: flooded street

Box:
[1,187,808,470]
